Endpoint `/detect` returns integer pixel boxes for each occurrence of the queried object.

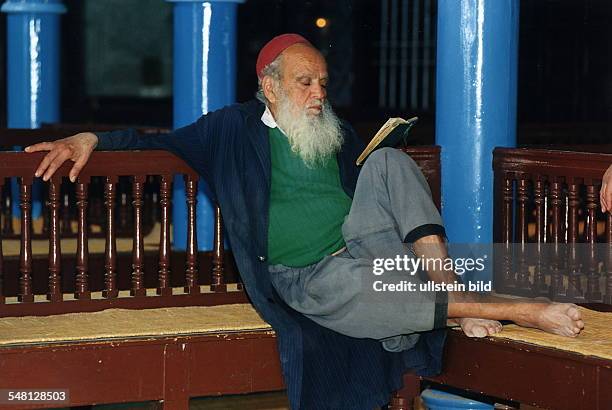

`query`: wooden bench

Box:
[399,147,612,410]
[3,133,612,409]
[0,306,283,409]
[402,316,612,410]
[0,142,442,409]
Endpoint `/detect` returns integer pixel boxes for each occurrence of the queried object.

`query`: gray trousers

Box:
[269,148,446,351]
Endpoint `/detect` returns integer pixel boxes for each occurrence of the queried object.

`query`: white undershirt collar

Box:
[261,105,287,136]
[261,105,277,128]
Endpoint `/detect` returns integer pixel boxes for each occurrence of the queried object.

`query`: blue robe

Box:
[97,99,446,410]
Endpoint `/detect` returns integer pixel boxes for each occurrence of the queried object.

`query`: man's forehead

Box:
[281,44,327,76]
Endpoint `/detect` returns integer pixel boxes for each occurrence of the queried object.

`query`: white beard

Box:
[273,92,344,168]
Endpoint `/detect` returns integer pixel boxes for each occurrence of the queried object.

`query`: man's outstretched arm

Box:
[24,109,218,183]
[24,128,175,181]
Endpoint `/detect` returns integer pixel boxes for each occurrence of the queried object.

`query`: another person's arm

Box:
[601,164,612,213]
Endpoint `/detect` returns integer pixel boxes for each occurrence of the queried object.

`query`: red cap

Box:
[256,33,311,79]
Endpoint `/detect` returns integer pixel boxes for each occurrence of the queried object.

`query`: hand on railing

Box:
[24,132,98,182]
[602,164,612,213]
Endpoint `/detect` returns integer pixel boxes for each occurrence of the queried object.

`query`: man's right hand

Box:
[24,132,98,183]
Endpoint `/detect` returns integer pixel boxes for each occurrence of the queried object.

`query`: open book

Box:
[355,116,418,166]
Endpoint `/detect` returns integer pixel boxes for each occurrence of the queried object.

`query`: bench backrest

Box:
[0,146,442,318]
[493,147,612,304]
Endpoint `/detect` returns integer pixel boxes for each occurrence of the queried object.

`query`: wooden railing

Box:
[5,143,608,319]
[1,174,161,239]
[0,150,247,317]
[1,127,169,240]
[493,148,612,304]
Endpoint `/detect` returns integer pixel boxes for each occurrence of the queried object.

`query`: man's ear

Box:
[262,76,278,105]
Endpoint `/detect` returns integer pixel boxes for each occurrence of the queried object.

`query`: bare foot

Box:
[451,318,503,338]
[515,303,585,337]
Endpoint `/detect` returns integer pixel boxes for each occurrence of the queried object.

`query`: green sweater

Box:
[267,127,353,267]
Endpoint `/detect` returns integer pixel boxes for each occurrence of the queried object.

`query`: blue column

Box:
[436,0,519,244]
[167,0,244,250]
[2,0,66,218]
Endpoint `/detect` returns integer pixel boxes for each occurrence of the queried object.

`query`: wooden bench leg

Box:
[388,392,410,410]
[159,342,190,410]
[388,372,421,410]
[153,397,189,410]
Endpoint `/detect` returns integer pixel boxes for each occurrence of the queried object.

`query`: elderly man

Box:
[27,34,583,409]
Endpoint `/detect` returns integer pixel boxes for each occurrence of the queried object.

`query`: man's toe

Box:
[472,326,487,338]
[567,305,581,320]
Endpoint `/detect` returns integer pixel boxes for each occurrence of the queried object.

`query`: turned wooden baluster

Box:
[501,175,514,288]
[516,176,529,243]
[566,181,583,299]
[549,180,565,298]
[19,177,34,302]
[549,179,565,299]
[516,175,530,291]
[0,184,4,305]
[131,176,146,297]
[502,176,513,243]
[533,177,548,294]
[211,204,227,292]
[605,212,612,304]
[47,177,62,302]
[585,184,601,301]
[585,185,599,242]
[184,175,200,294]
[103,177,118,298]
[2,181,14,236]
[157,175,172,296]
[75,179,90,299]
[549,180,563,243]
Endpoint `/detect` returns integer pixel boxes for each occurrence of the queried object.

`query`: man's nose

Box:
[311,83,326,100]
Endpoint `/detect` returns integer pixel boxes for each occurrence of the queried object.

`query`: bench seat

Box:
[0,304,284,410]
[0,303,272,346]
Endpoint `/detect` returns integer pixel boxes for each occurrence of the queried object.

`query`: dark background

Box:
[0,0,611,144]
